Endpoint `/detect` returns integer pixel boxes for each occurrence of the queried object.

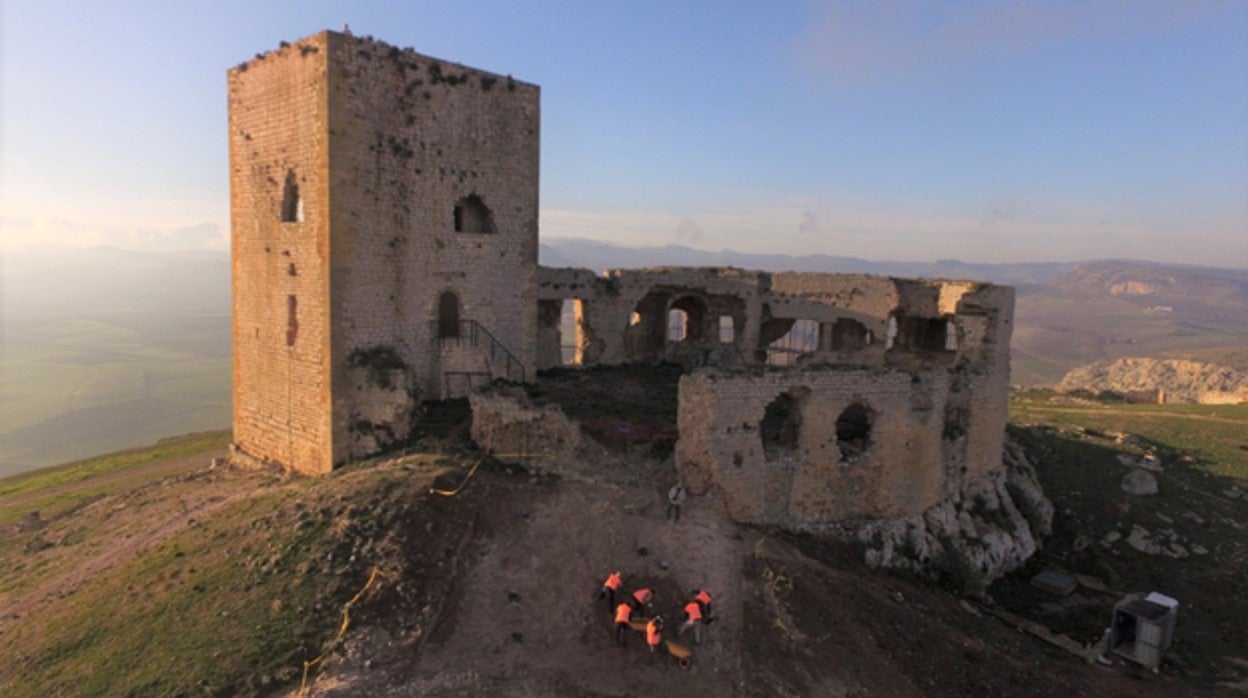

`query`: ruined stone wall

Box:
[676,367,955,526]
[672,280,1014,529]
[321,33,539,464]
[228,36,334,474]
[536,267,1010,379]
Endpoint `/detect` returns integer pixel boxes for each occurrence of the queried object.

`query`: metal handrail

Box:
[433,320,526,383]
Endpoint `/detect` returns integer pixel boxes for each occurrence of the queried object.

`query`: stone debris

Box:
[1125,525,1161,555]
[1121,470,1158,496]
[1102,530,1122,544]
[1031,569,1077,596]
[1181,511,1205,525]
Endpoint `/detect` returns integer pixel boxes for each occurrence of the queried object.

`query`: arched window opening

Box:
[438,291,460,338]
[667,308,688,342]
[281,170,303,222]
[667,296,707,343]
[719,315,735,343]
[831,318,871,351]
[761,390,806,457]
[453,194,495,234]
[766,318,818,365]
[836,403,874,462]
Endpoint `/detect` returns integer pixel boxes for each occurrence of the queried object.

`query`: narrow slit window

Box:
[281,170,303,222]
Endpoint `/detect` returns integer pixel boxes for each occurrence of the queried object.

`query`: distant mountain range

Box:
[539,238,1077,286]
[2,241,1245,475]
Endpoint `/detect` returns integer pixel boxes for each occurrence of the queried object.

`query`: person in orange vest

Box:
[614,601,632,646]
[691,588,714,621]
[678,598,703,644]
[646,616,664,661]
[599,571,622,612]
[631,587,655,617]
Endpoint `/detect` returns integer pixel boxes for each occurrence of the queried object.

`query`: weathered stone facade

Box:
[230,32,538,474]
[229,32,1034,583]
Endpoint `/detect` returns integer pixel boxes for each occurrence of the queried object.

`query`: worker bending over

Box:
[614,602,632,646]
[692,588,713,621]
[631,587,655,617]
[679,599,703,644]
[646,616,664,661]
[599,571,622,612]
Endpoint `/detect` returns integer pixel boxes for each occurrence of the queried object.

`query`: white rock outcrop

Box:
[1057,358,1248,404]
[859,438,1053,593]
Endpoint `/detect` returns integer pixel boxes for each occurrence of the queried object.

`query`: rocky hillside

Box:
[1057,357,1248,404]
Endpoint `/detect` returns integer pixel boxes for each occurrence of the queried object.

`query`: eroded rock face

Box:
[858,437,1053,593]
[1057,357,1248,404]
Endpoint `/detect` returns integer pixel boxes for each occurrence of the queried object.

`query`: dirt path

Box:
[0,458,272,628]
[2,446,228,510]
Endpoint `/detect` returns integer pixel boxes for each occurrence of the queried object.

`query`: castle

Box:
[229,31,1024,534]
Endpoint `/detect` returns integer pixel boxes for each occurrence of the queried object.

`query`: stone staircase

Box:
[436,319,526,398]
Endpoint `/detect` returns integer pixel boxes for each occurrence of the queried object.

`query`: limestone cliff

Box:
[1056,357,1248,404]
[858,438,1053,593]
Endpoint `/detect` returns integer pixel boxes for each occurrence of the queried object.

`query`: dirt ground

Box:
[301,459,1197,697]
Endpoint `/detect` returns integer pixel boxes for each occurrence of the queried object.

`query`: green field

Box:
[0,313,230,477]
[1010,392,1248,479]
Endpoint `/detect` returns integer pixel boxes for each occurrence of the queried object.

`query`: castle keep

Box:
[229,32,1027,543]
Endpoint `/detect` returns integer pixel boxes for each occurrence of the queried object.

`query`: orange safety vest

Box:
[646,620,661,646]
[615,603,632,624]
[604,572,622,591]
[684,601,703,623]
[633,588,653,605]
[695,589,712,606]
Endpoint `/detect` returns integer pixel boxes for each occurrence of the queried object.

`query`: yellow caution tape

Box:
[299,566,382,696]
[428,457,484,497]
[427,452,554,497]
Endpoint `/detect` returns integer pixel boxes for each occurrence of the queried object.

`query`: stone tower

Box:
[229,31,539,474]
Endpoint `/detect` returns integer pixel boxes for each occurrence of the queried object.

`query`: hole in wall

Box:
[835,402,873,462]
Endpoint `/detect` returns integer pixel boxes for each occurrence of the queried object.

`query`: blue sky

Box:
[2,0,1245,265]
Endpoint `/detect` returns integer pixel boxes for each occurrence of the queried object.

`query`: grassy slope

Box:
[1001,393,1248,689]
[0,438,472,697]
[1011,394,1248,479]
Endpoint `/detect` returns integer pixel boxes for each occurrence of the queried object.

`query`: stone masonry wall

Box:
[325,33,539,465]
[676,367,955,526]
[229,35,334,474]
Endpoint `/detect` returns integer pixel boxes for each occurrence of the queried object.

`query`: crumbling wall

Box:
[676,367,955,525]
[535,268,1010,378]
[469,388,580,466]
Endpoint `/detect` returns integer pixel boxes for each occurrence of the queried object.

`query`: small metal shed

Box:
[1108,592,1178,668]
